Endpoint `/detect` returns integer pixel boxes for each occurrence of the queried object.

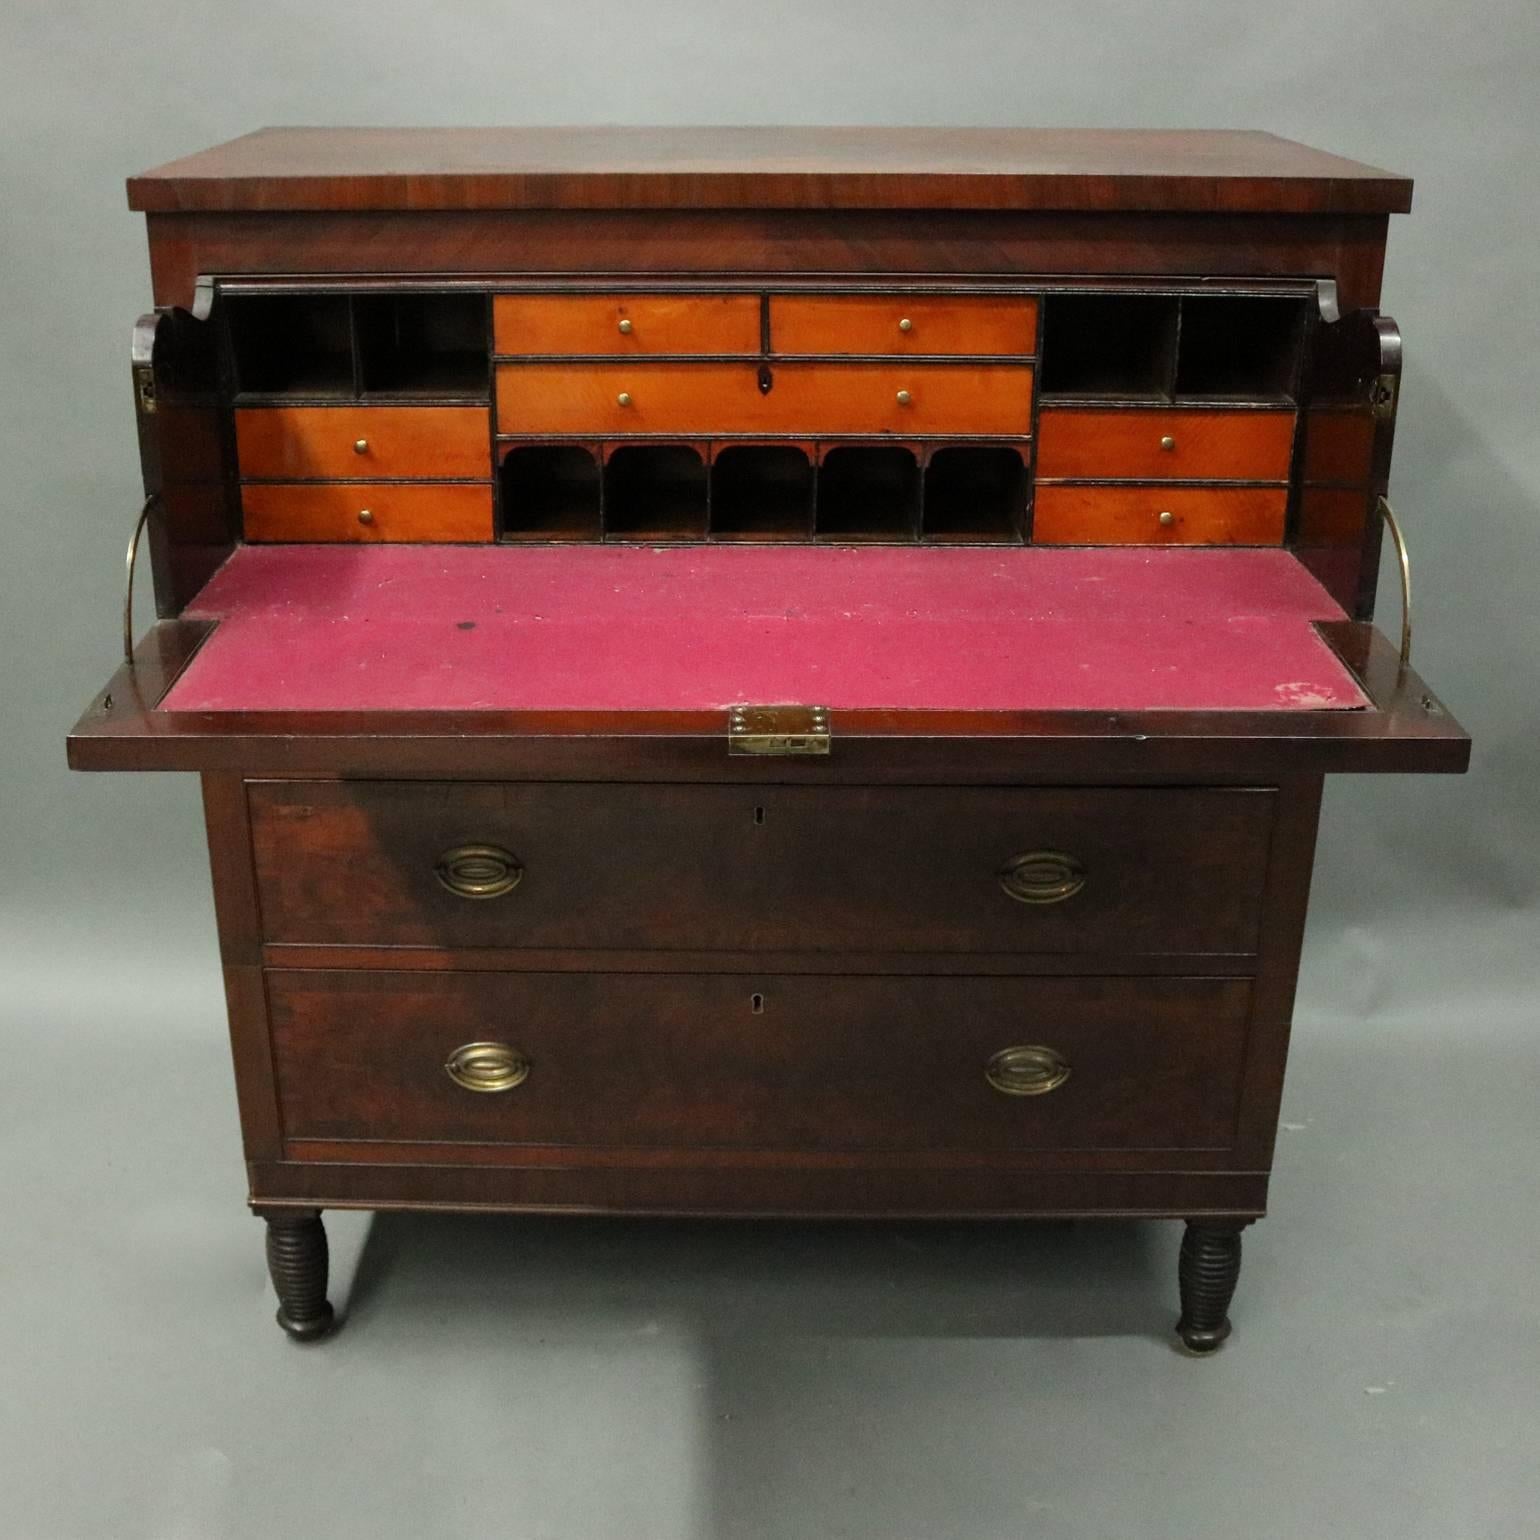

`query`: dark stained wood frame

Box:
[70,129,1469,1345]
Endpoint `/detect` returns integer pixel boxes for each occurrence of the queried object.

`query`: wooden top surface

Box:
[127,127,1412,215]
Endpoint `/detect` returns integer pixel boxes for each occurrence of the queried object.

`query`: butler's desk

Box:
[68,128,1469,1351]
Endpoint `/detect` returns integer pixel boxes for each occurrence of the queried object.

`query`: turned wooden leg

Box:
[262,1209,335,1341]
[1176,1219,1250,1354]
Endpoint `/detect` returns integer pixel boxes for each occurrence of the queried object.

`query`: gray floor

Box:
[4,935,1537,1540]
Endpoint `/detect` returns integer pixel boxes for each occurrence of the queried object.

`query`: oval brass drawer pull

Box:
[435,843,523,899]
[445,1041,530,1093]
[986,1044,1070,1097]
[998,850,1086,905]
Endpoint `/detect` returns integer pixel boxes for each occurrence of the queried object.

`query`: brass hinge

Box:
[1371,371,1399,421]
[728,704,831,757]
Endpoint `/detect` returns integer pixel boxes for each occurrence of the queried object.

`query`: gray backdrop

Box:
[3,3,1537,1537]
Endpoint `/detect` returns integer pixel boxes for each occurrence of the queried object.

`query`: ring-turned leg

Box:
[1176,1219,1250,1354]
[262,1209,335,1341]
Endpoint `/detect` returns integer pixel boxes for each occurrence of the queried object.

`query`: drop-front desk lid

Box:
[125,127,1413,216]
[70,543,1467,779]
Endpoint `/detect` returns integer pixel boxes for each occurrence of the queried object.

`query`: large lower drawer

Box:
[267,970,1253,1153]
[247,781,1275,954]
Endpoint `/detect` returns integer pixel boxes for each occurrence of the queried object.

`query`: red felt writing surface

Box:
[164,544,1365,714]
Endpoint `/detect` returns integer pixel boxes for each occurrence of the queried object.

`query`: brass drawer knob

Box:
[898,317,913,332]
[617,391,633,407]
[353,437,370,455]
[1158,510,1176,527]
[1160,434,1176,451]
[445,1041,530,1094]
[999,850,1086,905]
[435,843,523,899]
[617,318,633,335]
[895,388,912,406]
[357,508,374,526]
[986,1045,1070,1097]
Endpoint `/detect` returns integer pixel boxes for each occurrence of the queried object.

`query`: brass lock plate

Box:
[728,704,831,757]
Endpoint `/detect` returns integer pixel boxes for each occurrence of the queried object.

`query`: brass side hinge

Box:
[728,704,831,757]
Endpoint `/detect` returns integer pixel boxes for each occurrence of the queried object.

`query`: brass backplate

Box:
[728,704,831,757]
[1371,371,1399,421]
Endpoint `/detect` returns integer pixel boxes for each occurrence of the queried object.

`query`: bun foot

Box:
[1175,1219,1249,1355]
[262,1209,336,1342]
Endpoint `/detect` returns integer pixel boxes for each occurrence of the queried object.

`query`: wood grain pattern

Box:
[267,969,1255,1153]
[1033,485,1288,545]
[127,127,1413,215]
[771,294,1037,356]
[236,405,489,480]
[496,361,1033,436]
[1302,410,1375,483]
[246,1157,1270,1218]
[1297,487,1372,543]
[1037,408,1295,481]
[242,483,492,543]
[145,210,1393,316]
[493,292,760,356]
[246,780,1274,953]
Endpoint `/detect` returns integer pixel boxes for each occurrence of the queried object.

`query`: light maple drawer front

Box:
[495,362,1034,436]
[268,970,1254,1154]
[1037,409,1295,481]
[493,294,762,356]
[242,483,492,543]
[771,363,1033,435]
[1032,485,1287,545]
[248,781,1274,955]
[771,295,1037,356]
[236,406,491,481]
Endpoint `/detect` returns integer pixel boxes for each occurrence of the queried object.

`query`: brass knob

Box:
[1158,510,1176,527]
[617,391,632,407]
[1160,434,1176,451]
[353,438,369,455]
[445,1042,530,1094]
[617,318,633,335]
[898,317,913,333]
[986,1045,1070,1097]
[999,850,1086,905]
[357,509,374,526]
[435,843,523,899]
[896,389,912,406]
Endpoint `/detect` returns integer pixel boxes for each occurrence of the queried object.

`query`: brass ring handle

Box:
[1377,496,1412,668]
[986,1045,1070,1097]
[445,1041,530,1093]
[999,850,1086,905]
[123,494,162,662]
[435,843,524,899]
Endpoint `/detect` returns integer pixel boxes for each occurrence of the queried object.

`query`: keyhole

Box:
[753,806,766,826]
[750,993,765,1014]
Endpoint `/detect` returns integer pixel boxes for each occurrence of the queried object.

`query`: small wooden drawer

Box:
[1037,408,1295,481]
[771,295,1037,356]
[248,781,1274,954]
[268,970,1254,1155]
[493,294,761,356]
[236,406,490,481]
[495,362,1033,437]
[1032,485,1287,545]
[772,363,1033,436]
[242,483,492,543]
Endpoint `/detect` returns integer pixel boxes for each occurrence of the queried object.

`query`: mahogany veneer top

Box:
[126,127,1412,215]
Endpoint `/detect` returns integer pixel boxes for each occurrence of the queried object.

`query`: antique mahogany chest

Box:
[69,128,1469,1351]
